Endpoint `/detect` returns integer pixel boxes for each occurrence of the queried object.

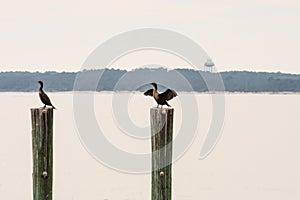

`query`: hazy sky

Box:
[0,0,299,73]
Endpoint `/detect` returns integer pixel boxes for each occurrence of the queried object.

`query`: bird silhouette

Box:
[38,81,56,109]
[144,82,177,108]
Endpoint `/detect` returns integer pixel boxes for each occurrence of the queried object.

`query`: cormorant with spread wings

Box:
[144,82,177,108]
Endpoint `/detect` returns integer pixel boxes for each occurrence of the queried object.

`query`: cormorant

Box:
[144,82,177,108]
[38,81,56,109]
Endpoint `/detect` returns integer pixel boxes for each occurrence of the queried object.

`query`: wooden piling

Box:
[31,108,54,200]
[151,107,174,200]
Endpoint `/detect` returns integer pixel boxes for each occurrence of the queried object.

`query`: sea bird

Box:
[144,82,177,108]
[38,81,56,109]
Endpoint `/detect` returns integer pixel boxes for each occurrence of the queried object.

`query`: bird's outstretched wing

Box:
[159,89,177,101]
[144,89,154,96]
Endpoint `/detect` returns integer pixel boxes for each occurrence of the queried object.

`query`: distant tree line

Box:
[0,68,300,92]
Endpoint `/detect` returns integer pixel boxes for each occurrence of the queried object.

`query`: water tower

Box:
[204,58,215,72]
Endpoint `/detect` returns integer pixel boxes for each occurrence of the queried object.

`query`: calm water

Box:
[0,92,300,199]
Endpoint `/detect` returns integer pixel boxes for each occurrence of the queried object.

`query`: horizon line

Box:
[0,67,299,75]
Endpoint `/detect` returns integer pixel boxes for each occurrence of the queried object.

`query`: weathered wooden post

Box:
[151,107,174,200]
[31,108,54,200]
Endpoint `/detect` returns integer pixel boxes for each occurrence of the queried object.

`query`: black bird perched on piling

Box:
[38,81,56,109]
[144,82,177,108]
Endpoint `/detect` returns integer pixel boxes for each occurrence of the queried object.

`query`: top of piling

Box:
[151,107,174,110]
[30,107,54,112]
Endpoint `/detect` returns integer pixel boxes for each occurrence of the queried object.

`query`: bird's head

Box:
[37,81,43,85]
[150,82,157,90]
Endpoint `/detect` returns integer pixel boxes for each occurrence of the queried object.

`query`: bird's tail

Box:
[52,105,56,109]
